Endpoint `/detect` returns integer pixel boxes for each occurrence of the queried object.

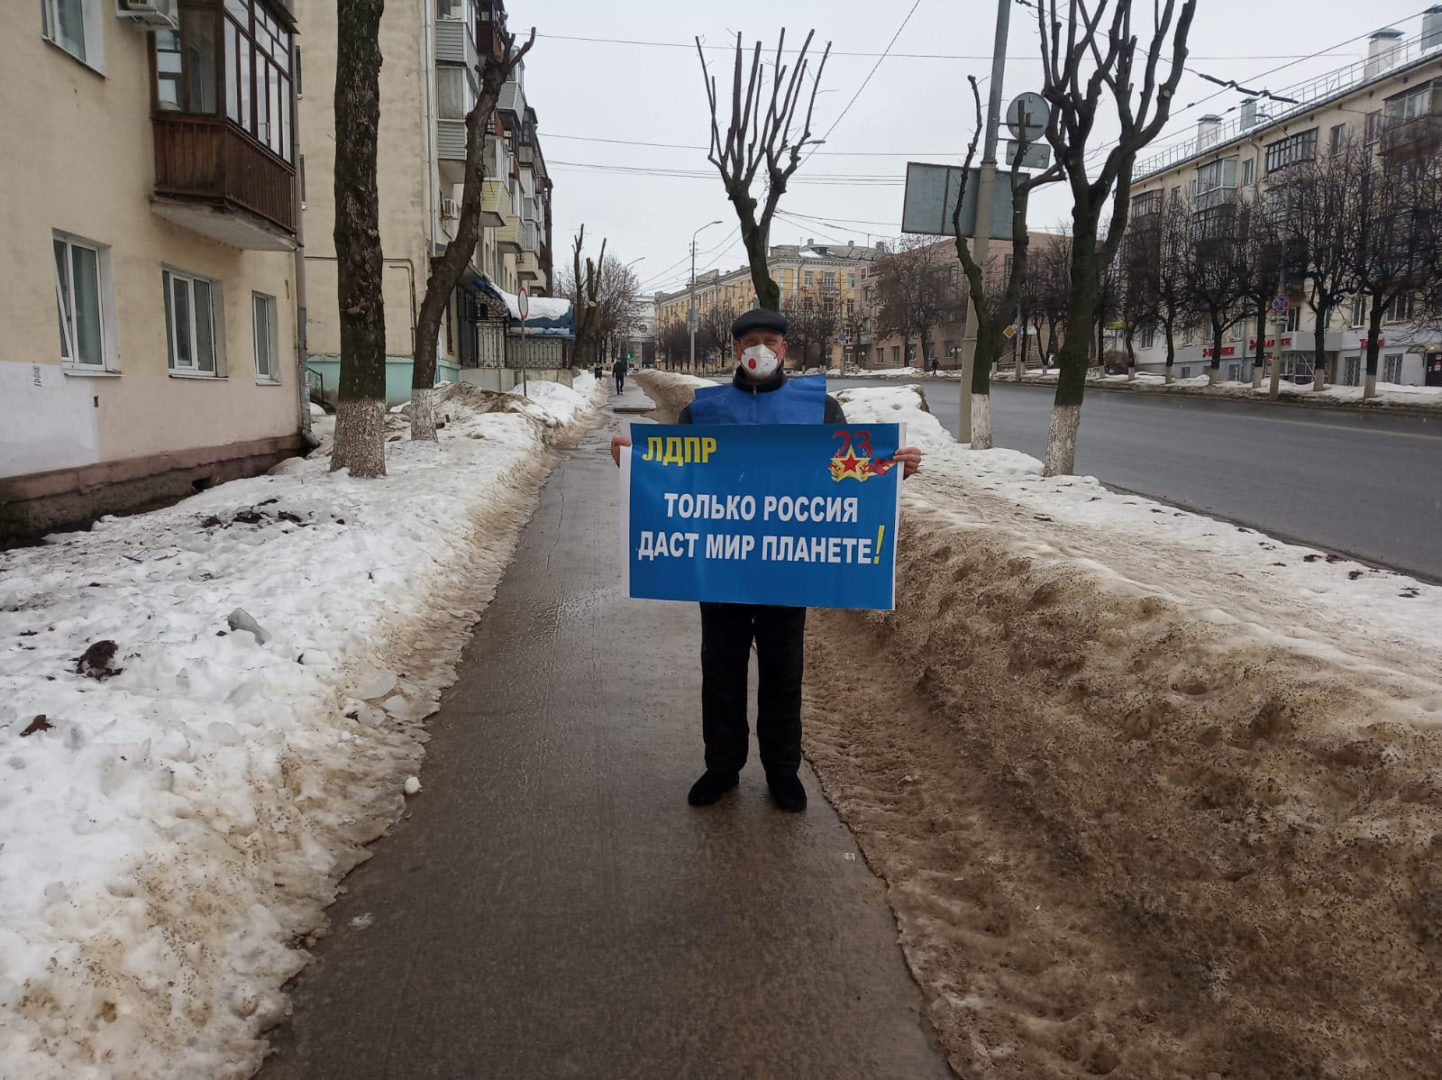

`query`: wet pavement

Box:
[259,386,953,1079]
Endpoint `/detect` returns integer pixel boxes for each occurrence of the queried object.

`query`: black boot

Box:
[688,769,739,806]
[766,772,807,812]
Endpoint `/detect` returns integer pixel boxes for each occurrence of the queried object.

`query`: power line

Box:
[532,31,1355,63]
[547,159,904,185]
[539,131,962,157]
[800,0,925,169]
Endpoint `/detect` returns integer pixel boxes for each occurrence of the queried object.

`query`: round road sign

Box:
[1271,295,1290,315]
[1006,92,1049,142]
[517,286,530,321]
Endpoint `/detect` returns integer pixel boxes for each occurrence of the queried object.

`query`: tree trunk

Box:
[1364,298,1384,400]
[970,321,998,450]
[1044,224,1099,476]
[1312,301,1329,392]
[1164,323,1175,384]
[1208,318,1224,386]
[1124,325,1136,380]
[1252,308,1266,391]
[331,0,388,478]
[742,224,780,312]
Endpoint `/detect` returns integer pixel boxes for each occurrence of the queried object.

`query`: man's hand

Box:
[610,435,630,467]
[894,446,922,478]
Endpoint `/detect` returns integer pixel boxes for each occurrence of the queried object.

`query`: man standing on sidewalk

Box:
[611,311,921,812]
[613,356,629,394]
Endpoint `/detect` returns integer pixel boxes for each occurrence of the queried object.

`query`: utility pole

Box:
[688,220,723,373]
[957,0,1011,444]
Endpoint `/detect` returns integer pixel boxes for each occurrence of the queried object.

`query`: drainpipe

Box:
[423,0,439,263]
[291,39,317,448]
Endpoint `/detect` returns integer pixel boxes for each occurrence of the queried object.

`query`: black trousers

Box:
[699,602,806,777]
[614,374,625,392]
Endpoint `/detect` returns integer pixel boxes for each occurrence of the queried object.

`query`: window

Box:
[41,0,101,70]
[1286,305,1301,333]
[220,0,294,162]
[1140,324,1156,350]
[1385,292,1414,324]
[1196,156,1238,195]
[1365,111,1383,146]
[822,272,835,288]
[253,293,279,382]
[1351,295,1367,328]
[1265,129,1317,174]
[1329,123,1347,153]
[804,271,814,286]
[1133,190,1162,217]
[1227,362,1243,382]
[1241,157,1255,186]
[1384,82,1439,128]
[1343,355,1361,385]
[164,269,221,376]
[892,346,900,364]
[53,233,110,370]
[437,66,476,120]
[845,298,854,314]
[1180,366,1192,378]
[1382,353,1404,383]
[848,273,856,289]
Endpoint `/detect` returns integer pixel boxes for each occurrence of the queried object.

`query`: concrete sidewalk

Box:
[259,399,952,1079]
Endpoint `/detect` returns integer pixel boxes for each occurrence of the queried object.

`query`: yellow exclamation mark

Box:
[874,525,885,564]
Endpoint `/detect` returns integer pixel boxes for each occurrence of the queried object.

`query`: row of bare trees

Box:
[557,229,646,367]
[1113,137,1442,398]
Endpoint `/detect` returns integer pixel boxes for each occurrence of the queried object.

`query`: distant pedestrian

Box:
[613,357,628,394]
[930,356,940,377]
[593,362,604,385]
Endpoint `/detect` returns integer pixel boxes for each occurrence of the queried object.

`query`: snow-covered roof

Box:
[474,276,574,338]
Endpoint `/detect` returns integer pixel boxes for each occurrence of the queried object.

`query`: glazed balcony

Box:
[151,115,296,250]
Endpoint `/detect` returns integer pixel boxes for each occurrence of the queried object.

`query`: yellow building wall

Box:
[0,7,299,478]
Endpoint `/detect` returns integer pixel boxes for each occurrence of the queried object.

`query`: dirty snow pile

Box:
[0,380,597,1080]
[814,382,1442,1077]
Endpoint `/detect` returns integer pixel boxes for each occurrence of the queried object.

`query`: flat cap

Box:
[731,309,788,339]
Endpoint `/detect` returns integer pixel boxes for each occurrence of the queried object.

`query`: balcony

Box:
[1379,112,1442,156]
[495,211,523,254]
[517,251,544,288]
[150,115,296,250]
[437,118,468,185]
[1195,185,1237,212]
[434,16,478,72]
[479,179,510,228]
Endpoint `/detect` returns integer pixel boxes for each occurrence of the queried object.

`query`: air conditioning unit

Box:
[116,0,179,30]
[440,197,460,220]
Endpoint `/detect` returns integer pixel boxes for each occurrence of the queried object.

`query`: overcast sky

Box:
[516,0,1435,300]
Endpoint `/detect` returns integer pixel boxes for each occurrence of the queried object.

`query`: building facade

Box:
[1,0,305,542]
[297,0,562,403]
[655,240,878,369]
[1125,11,1442,386]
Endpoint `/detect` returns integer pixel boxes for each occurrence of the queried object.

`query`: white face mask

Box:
[740,343,780,380]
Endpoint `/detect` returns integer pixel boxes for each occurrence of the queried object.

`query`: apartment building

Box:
[1126,9,1442,386]
[655,240,878,368]
[298,0,561,403]
[1,0,305,542]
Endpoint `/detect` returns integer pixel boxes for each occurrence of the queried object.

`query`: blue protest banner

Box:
[622,423,904,610]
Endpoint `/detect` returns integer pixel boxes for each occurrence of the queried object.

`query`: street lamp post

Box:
[690,220,723,373]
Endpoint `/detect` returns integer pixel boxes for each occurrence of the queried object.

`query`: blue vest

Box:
[688,374,827,425]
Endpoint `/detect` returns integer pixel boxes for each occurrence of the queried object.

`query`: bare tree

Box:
[1116,216,1159,379]
[952,77,1063,447]
[565,228,607,366]
[410,23,534,440]
[697,31,831,311]
[1274,140,1365,394]
[1034,0,1197,474]
[1345,154,1440,398]
[1228,194,1286,392]
[872,238,955,370]
[1184,199,1247,385]
[331,0,388,477]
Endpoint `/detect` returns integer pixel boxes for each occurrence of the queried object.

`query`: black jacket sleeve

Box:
[678,404,692,424]
[823,395,847,423]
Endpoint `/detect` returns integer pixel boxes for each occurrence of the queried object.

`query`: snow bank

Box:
[802,385,1442,1077]
[0,383,598,1079]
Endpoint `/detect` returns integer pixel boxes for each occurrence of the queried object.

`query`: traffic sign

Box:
[1270,295,1290,315]
[518,286,530,321]
[1002,325,1017,340]
[1006,92,1048,142]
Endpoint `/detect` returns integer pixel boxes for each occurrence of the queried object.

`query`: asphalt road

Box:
[830,378,1442,582]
